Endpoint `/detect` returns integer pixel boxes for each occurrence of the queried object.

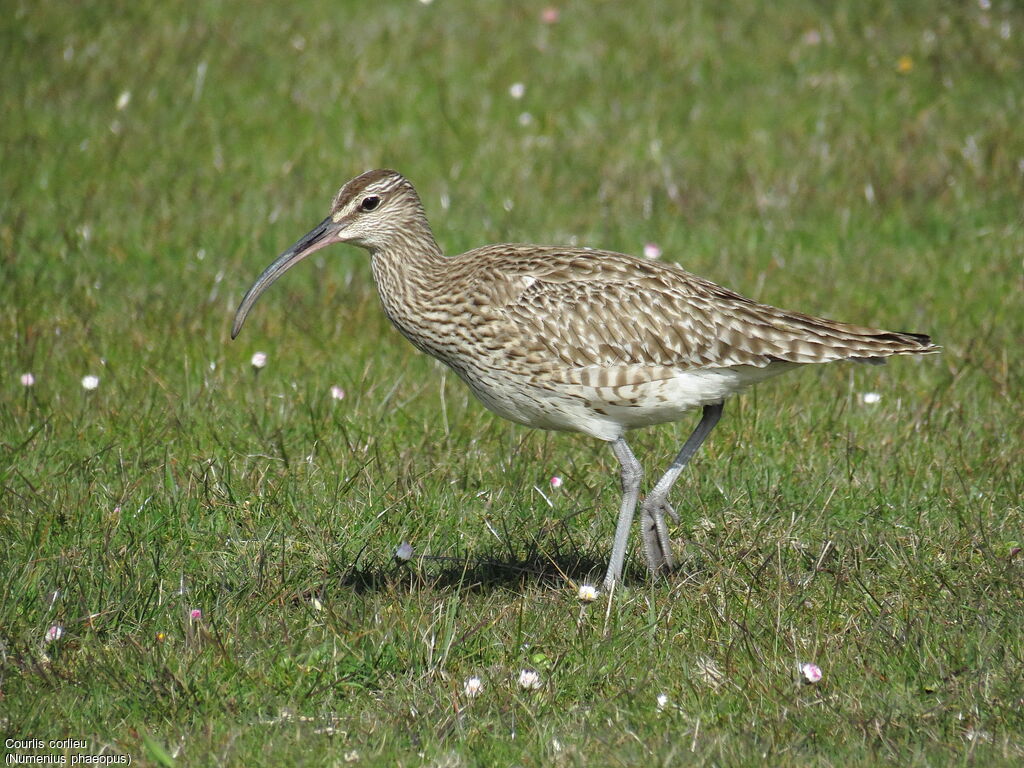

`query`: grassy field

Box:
[3,0,1023,765]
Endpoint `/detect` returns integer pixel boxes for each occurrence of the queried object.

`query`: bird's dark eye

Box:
[360,195,381,212]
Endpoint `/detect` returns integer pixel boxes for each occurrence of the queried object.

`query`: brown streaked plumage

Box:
[233,169,940,590]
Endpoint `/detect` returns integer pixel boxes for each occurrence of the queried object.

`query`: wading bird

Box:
[232,169,939,590]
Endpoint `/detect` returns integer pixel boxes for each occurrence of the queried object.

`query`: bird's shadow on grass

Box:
[330,541,615,595]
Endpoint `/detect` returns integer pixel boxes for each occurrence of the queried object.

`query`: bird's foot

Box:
[640,497,676,574]
[664,501,680,524]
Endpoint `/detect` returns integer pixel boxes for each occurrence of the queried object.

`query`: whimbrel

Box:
[232,169,939,590]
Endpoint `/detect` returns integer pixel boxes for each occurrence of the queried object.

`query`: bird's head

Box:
[231,169,425,338]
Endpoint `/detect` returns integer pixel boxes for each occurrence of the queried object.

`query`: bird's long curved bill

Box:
[231,216,337,339]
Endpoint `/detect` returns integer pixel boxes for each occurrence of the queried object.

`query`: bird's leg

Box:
[603,436,644,591]
[640,403,724,574]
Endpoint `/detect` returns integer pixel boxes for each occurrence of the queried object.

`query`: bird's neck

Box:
[369,216,445,279]
[369,218,447,342]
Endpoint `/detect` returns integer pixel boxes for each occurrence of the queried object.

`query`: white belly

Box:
[454,362,797,442]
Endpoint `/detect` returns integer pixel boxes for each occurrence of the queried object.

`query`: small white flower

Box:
[311,597,323,611]
[656,692,669,711]
[518,112,533,127]
[800,662,823,683]
[81,375,100,390]
[463,676,483,697]
[250,352,268,369]
[394,541,415,562]
[509,82,526,100]
[20,372,35,387]
[860,391,882,405]
[517,669,542,690]
[549,475,563,488]
[643,242,663,259]
[330,385,346,400]
[116,90,131,110]
[45,625,64,642]
[577,584,599,602]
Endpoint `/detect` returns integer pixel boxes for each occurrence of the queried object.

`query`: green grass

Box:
[3,0,1023,765]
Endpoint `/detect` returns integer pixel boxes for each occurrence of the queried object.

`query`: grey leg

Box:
[603,436,643,590]
[640,403,724,574]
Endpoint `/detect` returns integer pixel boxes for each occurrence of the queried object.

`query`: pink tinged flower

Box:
[549,475,563,488]
[643,242,662,259]
[81,374,99,390]
[540,7,560,24]
[45,625,64,642]
[577,584,598,602]
[802,29,822,46]
[250,352,268,369]
[330,385,346,400]
[517,669,542,690]
[463,676,483,697]
[189,608,202,620]
[20,373,35,387]
[800,662,823,683]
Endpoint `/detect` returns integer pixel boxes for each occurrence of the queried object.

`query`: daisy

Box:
[517,669,542,690]
[800,662,823,683]
[577,584,599,602]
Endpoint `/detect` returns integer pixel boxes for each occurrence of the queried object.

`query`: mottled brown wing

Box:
[487,247,937,371]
